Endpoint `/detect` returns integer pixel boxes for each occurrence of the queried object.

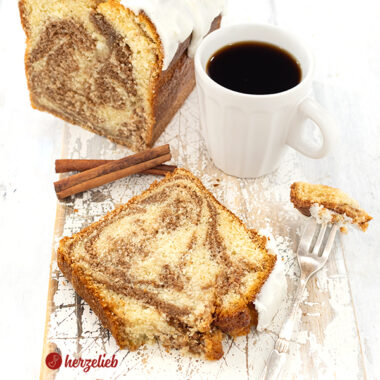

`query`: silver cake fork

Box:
[261,218,339,380]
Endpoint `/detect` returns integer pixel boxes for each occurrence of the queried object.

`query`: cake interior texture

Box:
[19,0,220,151]
[58,169,276,360]
[290,182,372,231]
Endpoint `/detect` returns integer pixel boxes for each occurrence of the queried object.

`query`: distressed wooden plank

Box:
[40,204,66,380]
[40,90,365,379]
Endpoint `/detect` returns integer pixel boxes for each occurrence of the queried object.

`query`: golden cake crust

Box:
[290,182,372,231]
[57,169,276,359]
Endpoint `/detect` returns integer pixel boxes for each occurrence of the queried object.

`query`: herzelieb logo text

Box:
[45,353,118,373]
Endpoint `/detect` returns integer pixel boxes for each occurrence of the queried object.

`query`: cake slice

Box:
[19,0,222,151]
[57,169,276,359]
[290,182,372,231]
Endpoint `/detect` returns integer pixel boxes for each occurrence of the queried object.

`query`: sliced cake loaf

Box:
[19,0,222,151]
[58,169,276,359]
[290,182,372,231]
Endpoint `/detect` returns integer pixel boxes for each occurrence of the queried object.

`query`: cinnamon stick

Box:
[142,166,176,176]
[54,144,171,199]
[55,159,176,175]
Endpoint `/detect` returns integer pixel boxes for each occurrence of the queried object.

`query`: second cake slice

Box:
[58,169,276,359]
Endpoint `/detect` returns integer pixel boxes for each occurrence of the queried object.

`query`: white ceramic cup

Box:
[195,23,337,178]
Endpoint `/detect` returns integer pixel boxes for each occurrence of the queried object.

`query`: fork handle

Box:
[262,277,309,380]
[277,276,309,343]
[261,349,287,380]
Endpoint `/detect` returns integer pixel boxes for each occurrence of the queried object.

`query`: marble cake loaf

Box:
[19,0,222,151]
[57,169,277,360]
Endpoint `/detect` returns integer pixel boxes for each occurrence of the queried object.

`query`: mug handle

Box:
[286,97,337,158]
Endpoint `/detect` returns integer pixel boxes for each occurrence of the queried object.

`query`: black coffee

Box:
[206,41,301,95]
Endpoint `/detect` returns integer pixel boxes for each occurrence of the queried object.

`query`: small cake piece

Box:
[290,182,372,231]
[57,169,277,360]
[19,0,223,151]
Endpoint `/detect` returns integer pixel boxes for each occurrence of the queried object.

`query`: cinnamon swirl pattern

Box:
[58,169,276,359]
[23,11,147,150]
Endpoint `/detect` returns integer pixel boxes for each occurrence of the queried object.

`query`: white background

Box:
[0,0,379,378]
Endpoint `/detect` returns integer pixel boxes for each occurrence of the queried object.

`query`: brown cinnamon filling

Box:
[75,179,259,337]
[26,15,145,142]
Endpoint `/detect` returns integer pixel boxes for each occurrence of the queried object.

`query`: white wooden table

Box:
[0,0,379,379]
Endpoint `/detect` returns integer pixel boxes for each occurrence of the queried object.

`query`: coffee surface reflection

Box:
[206,41,301,95]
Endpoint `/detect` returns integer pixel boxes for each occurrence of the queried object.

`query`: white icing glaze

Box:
[310,203,355,229]
[120,0,225,70]
[254,231,287,332]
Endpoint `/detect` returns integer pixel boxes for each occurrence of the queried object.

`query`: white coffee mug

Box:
[194,23,337,178]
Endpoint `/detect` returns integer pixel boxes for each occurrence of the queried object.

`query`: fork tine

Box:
[298,218,317,254]
[312,223,327,256]
[321,224,339,260]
